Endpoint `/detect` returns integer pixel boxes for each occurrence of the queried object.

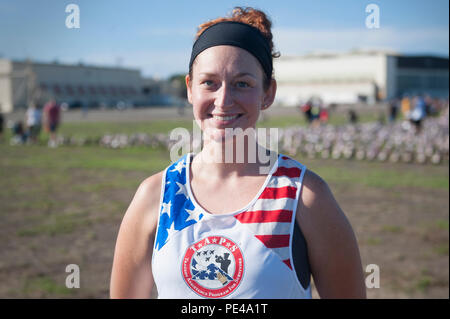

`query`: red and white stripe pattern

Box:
[234,155,305,270]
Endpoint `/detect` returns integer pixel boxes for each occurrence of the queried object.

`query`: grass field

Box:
[0,112,448,298]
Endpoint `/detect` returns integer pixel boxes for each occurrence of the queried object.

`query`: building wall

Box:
[10,61,143,110]
[273,52,389,106]
[273,52,448,106]
[0,59,13,113]
[275,81,377,106]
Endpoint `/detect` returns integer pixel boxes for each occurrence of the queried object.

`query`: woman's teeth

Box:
[212,114,240,121]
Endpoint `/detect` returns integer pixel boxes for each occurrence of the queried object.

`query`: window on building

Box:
[65,85,74,96]
[53,84,61,95]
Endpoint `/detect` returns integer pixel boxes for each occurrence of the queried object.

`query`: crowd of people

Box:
[298,97,330,126]
[6,99,61,147]
[388,94,446,133]
[297,94,447,132]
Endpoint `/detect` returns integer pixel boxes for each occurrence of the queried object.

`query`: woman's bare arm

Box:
[296,170,366,298]
[110,172,163,298]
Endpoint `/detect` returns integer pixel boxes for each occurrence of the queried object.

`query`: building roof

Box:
[12,59,141,73]
[397,56,449,69]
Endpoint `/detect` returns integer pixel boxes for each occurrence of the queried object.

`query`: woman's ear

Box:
[185,74,193,105]
[262,79,277,110]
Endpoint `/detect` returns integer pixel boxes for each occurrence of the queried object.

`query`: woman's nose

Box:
[214,84,233,108]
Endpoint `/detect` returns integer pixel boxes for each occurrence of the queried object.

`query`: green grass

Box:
[293,157,449,190]
[415,276,433,292]
[366,237,382,245]
[56,112,379,138]
[23,275,75,296]
[433,243,449,256]
[1,144,169,172]
[435,220,449,230]
[382,225,404,233]
[1,141,448,191]
[259,112,379,128]
[17,211,94,237]
[59,119,194,138]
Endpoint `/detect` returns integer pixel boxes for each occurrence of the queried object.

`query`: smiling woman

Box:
[110,6,366,299]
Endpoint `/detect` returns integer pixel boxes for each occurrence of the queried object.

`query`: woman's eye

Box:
[202,80,214,87]
[236,81,249,88]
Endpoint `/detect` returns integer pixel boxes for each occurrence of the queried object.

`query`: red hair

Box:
[189,7,279,90]
[196,7,279,60]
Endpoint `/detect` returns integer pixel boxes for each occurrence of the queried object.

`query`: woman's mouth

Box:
[208,113,243,125]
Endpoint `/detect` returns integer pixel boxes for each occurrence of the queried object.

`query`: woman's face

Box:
[186,45,276,142]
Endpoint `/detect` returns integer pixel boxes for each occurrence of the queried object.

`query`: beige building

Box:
[273,51,449,106]
[0,59,143,113]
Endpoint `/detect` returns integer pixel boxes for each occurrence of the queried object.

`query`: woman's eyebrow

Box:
[198,72,256,78]
[235,72,257,79]
[198,72,216,77]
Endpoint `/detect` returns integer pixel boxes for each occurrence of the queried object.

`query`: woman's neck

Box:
[192,137,277,179]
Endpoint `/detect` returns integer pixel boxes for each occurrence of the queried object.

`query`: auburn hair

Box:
[189,7,279,90]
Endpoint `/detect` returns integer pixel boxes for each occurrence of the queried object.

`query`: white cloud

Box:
[273,26,449,56]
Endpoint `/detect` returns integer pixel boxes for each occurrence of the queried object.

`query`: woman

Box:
[110,7,366,299]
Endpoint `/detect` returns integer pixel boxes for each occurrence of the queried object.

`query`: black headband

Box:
[189,21,273,80]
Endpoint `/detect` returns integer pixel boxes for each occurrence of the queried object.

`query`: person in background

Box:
[310,98,321,126]
[388,98,399,123]
[0,112,4,143]
[410,95,427,133]
[11,120,26,145]
[400,94,411,120]
[319,106,329,124]
[424,95,436,117]
[43,98,61,148]
[25,102,42,144]
[348,109,358,124]
[300,99,313,123]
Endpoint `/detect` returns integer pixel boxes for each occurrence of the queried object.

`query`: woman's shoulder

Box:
[137,170,166,209]
[295,168,360,258]
[296,168,345,234]
[300,169,330,207]
[123,170,166,234]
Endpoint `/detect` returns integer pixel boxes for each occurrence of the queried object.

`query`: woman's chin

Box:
[203,127,235,144]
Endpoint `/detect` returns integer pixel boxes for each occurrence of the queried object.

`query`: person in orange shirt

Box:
[400,95,411,120]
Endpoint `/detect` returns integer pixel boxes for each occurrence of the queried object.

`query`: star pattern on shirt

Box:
[155,154,204,251]
[164,220,177,244]
[185,206,203,223]
[161,201,171,216]
[175,181,189,199]
[170,159,186,175]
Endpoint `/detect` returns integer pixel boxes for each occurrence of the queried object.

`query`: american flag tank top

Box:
[152,152,312,299]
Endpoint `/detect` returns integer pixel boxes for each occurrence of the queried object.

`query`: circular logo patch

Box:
[182,236,244,298]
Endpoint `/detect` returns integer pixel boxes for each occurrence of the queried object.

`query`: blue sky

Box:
[0,0,448,78]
